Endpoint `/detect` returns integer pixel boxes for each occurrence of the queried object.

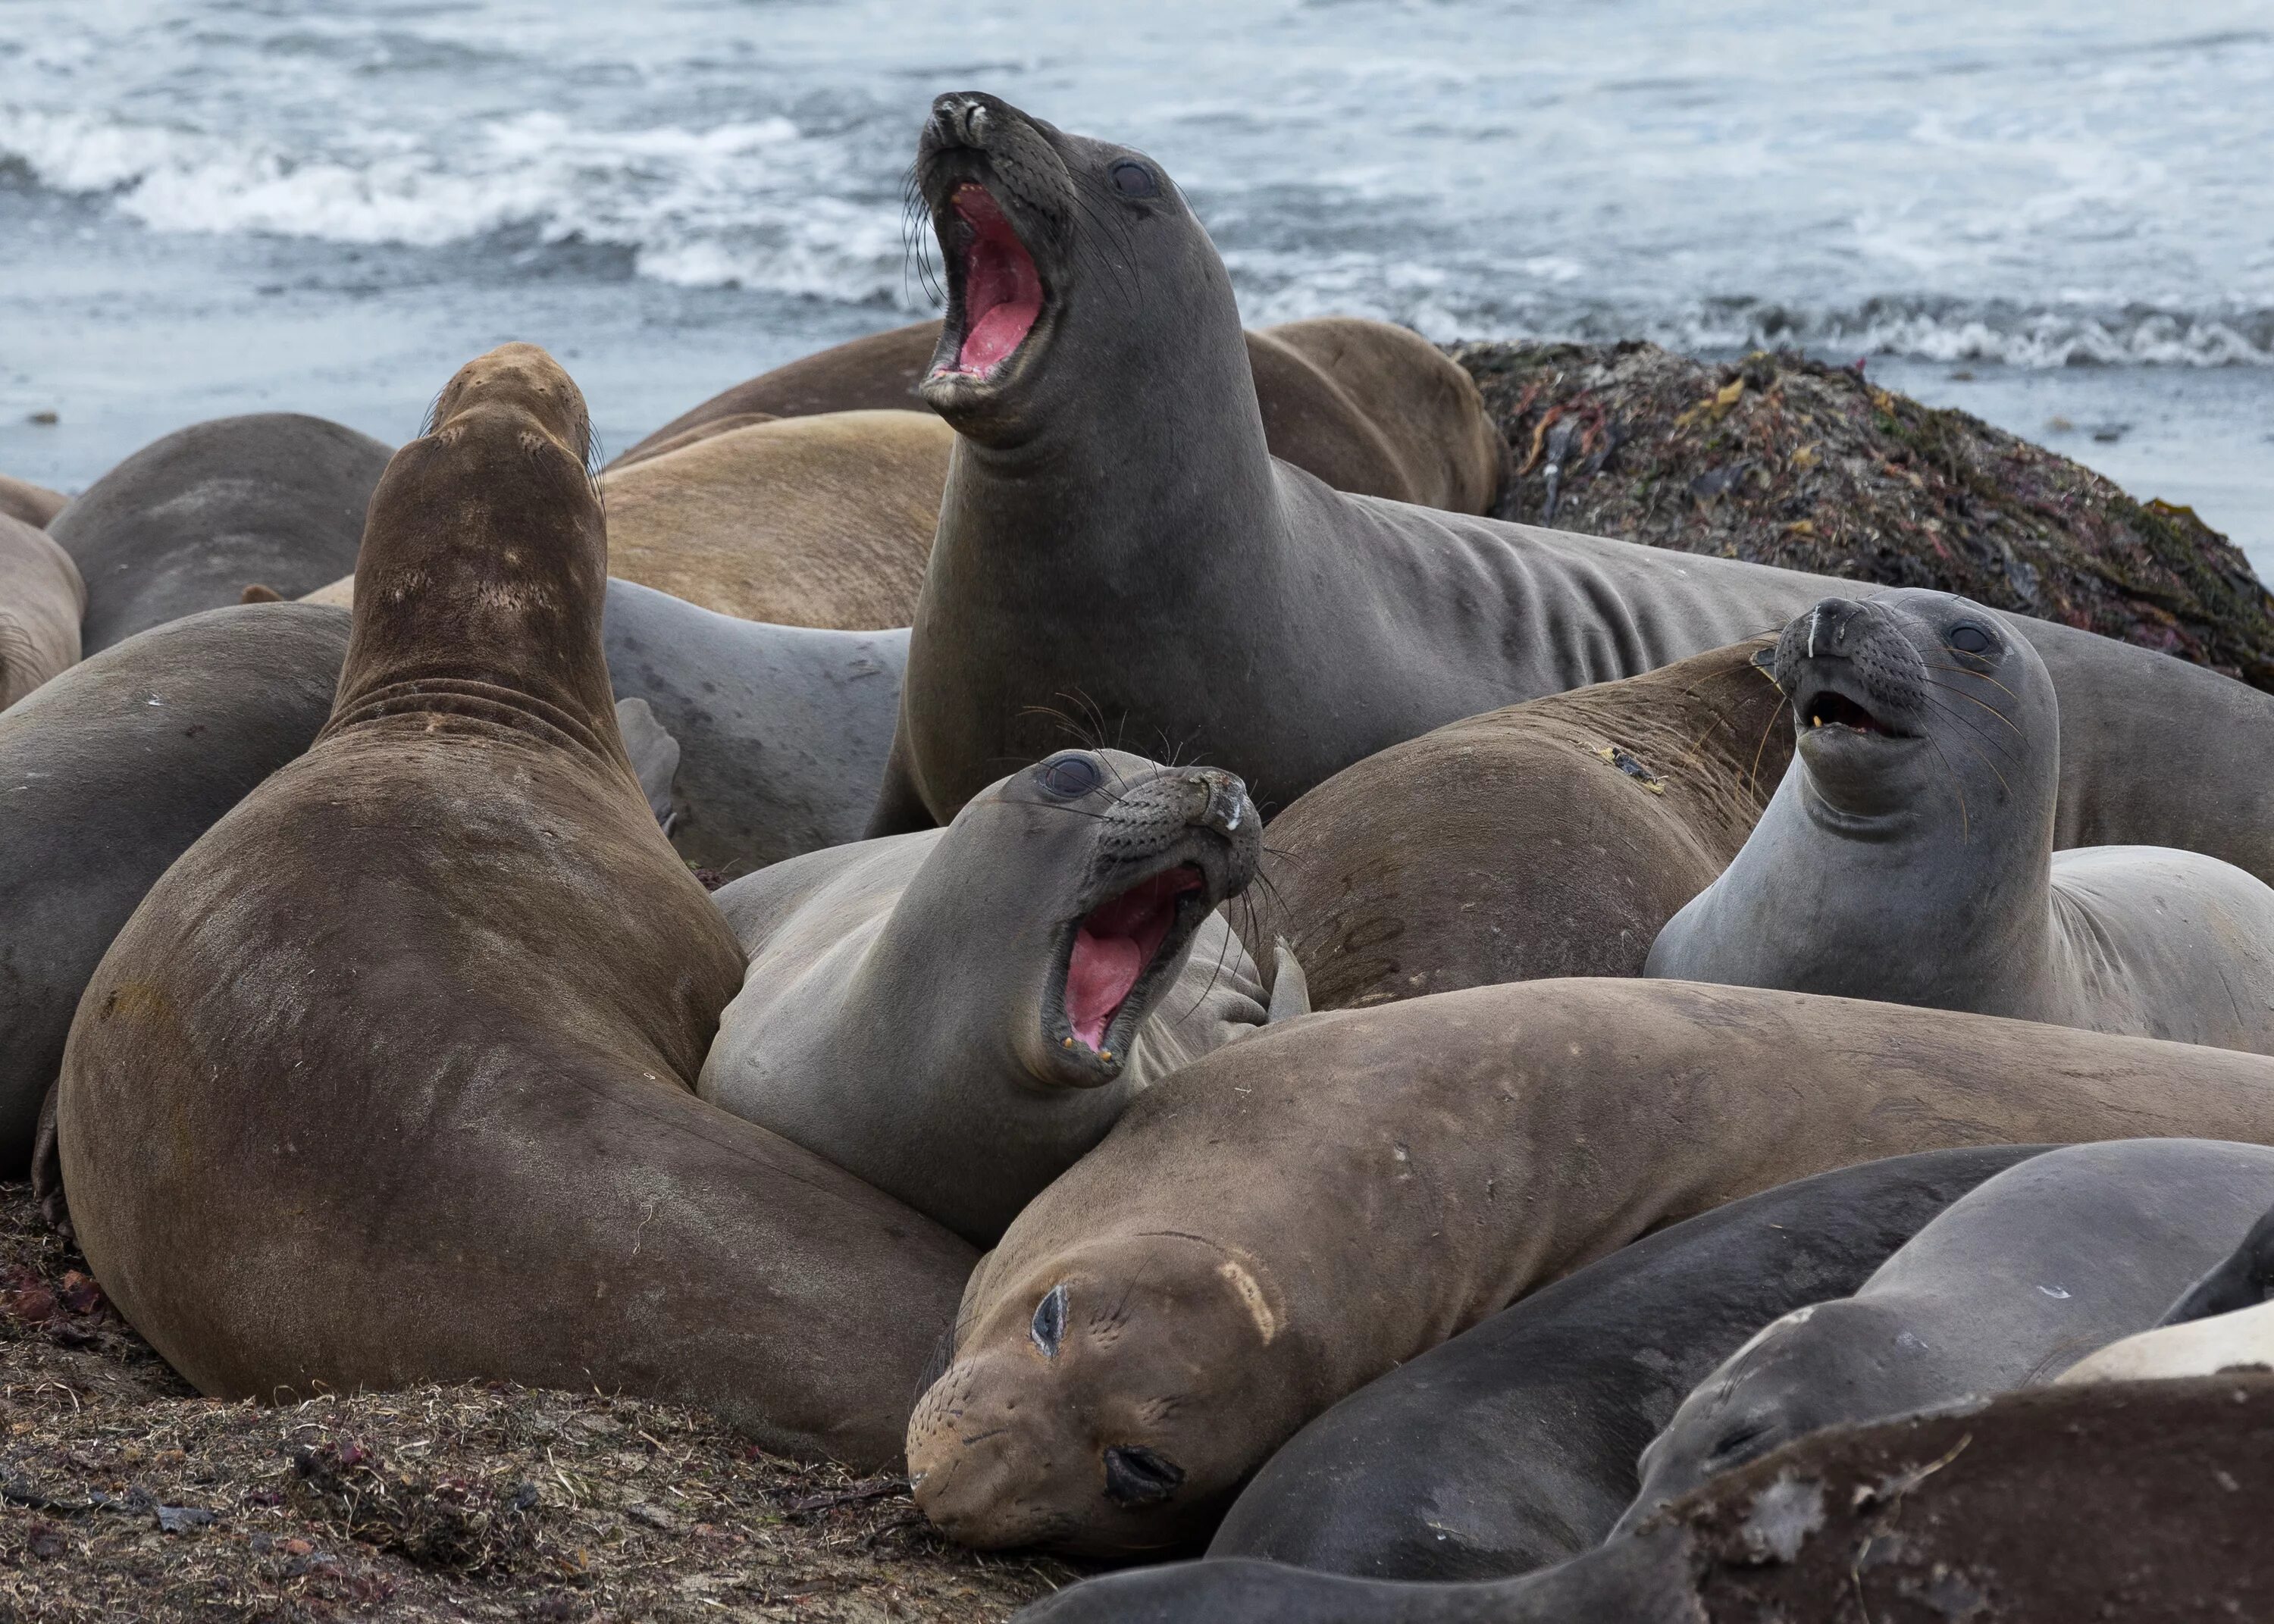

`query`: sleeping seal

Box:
[1614,1137,2274,1532]
[58,345,975,1468]
[1648,590,2274,1053]
[702,748,1289,1244]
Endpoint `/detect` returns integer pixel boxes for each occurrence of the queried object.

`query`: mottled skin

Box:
[1616,1139,2274,1532]
[1208,1145,2050,1580]
[0,512,85,707]
[0,602,349,1173]
[49,412,390,653]
[607,314,1502,512]
[906,977,2274,1557]
[58,345,975,1469]
[1649,590,2274,1053]
[703,749,1280,1245]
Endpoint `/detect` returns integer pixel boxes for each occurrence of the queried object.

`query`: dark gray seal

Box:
[1613,1137,2274,1532]
[1647,590,2274,1053]
[701,749,1292,1245]
[49,413,390,654]
[1207,1144,2049,1580]
[0,602,351,1171]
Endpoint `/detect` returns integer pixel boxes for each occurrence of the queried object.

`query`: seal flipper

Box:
[613,696,680,829]
[30,1081,69,1241]
[1267,938,1311,1024]
[2160,1203,2274,1324]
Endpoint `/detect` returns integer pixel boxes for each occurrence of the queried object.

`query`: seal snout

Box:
[918,93,1073,399]
[1774,597,1926,746]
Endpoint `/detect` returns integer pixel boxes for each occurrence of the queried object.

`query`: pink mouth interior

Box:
[948,183,1041,377]
[1065,866,1204,1053]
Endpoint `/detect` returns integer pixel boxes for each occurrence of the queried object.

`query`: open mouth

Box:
[941,183,1042,380]
[1799,688,1908,737]
[1060,865,1207,1056]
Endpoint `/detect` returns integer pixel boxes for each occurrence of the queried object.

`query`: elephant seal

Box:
[1010,1376,2274,1623]
[1614,1137,2274,1532]
[2057,1197,2274,1384]
[0,473,68,529]
[608,316,1501,513]
[597,408,954,630]
[297,574,905,874]
[0,602,349,1172]
[1648,591,2274,1053]
[49,413,390,654]
[0,512,85,707]
[1208,1144,2050,1580]
[904,976,2274,1556]
[702,748,1285,1244]
[58,344,975,1469]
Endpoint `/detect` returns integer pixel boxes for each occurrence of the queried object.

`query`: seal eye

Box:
[1109,160,1158,199]
[1030,1284,1068,1358]
[1037,752,1105,799]
[1947,623,1994,655]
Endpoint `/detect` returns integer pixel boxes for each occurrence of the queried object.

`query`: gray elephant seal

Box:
[1615,1137,2274,1532]
[1648,590,2274,1053]
[0,474,68,529]
[871,92,1840,831]
[58,345,975,1469]
[703,748,1289,1244]
[49,413,390,654]
[0,602,349,1172]
[2057,1194,2274,1383]
[0,512,85,707]
[1208,1144,2050,1581]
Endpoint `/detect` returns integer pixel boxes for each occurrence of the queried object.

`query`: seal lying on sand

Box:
[904,977,2274,1556]
[1648,592,2274,1053]
[0,473,67,529]
[1010,1377,2274,1623]
[702,748,1290,1244]
[58,345,975,1469]
[597,409,954,629]
[1614,1138,2274,1532]
[0,512,85,707]
[0,602,349,1172]
[1207,1145,2050,1580]
[608,315,1502,514]
[49,413,390,654]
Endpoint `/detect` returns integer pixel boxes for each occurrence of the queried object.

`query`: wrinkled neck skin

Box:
[323,405,624,772]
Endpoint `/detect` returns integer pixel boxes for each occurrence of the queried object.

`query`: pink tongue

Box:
[951,186,1041,375]
[1067,931,1146,1051]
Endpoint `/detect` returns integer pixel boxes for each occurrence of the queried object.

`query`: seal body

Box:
[49,413,390,653]
[702,749,1274,1244]
[58,346,974,1468]
[1648,590,2274,1053]
[0,512,86,707]
[609,315,1501,512]
[596,408,954,629]
[905,976,2274,1556]
[0,474,67,529]
[0,602,349,1172]
[1010,1378,2274,1624]
[2059,1300,2274,1383]
[1616,1137,2274,1530]
[1208,1144,2048,1580]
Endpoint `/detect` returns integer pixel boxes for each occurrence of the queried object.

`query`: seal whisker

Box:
[1922,662,2023,704]
[1746,693,1790,797]
[1923,731,1971,843]
[1921,677,2026,738]
[1918,690,2025,765]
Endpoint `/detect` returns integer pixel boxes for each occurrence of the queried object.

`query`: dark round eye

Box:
[1037,752,1105,798]
[1947,623,1994,655]
[1109,160,1157,198]
[1030,1284,1068,1357]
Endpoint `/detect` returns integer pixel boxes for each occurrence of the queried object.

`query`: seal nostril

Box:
[1102,1444,1184,1506]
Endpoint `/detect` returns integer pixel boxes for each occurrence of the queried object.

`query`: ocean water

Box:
[3,0,2271,569]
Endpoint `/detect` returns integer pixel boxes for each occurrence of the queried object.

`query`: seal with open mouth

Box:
[1646,589,2274,1053]
[700,747,1298,1246]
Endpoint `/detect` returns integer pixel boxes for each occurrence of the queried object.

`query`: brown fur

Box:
[909,976,2274,1554]
[58,344,976,1469]
[0,512,85,708]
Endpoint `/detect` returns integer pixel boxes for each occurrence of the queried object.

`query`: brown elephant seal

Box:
[0,512,85,707]
[1648,590,2274,1053]
[58,344,975,1469]
[1010,1375,2274,1622]
[0,474,68,529]
[0,602,350,1173]
[1615,1138,2274,1532]
[48,413,391,653]
[700,748,1295,1244]
[595,408,953,629]
[606,411,778,470]
[609,316,1499,513]
[904,976,2274,1555]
